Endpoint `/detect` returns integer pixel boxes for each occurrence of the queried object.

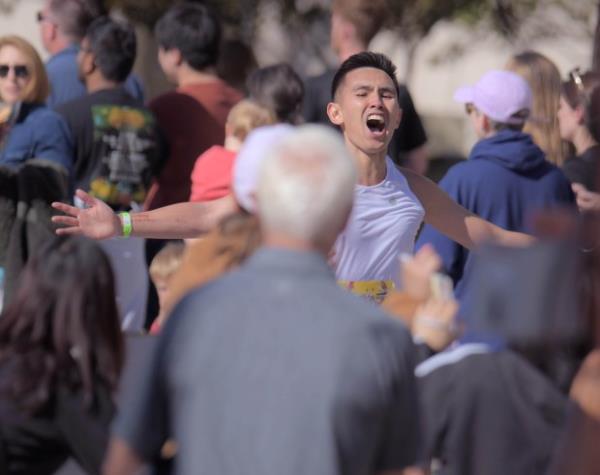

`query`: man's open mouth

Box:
[366,113,385,133]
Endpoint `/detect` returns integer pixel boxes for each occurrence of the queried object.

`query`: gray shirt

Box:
[114,247,419,474]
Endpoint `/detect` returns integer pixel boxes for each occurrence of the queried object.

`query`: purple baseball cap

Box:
[454,70,532,125]
[232,124,295,212]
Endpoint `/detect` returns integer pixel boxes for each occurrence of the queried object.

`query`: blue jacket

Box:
[46,45,144,109]
[0,103,73,174]
[416,129,573,300]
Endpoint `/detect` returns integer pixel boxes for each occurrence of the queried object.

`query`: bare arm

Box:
[403,168,534,249]
[52,189,237,240]
[102,438,145,475]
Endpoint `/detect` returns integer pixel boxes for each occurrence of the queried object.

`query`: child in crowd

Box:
[148,241,186,334]
[189,99,275,202]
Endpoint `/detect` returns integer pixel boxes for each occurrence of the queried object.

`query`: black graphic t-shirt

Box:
[57,87,164,210]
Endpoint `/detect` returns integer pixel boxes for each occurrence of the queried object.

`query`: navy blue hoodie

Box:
[416,129,573,301]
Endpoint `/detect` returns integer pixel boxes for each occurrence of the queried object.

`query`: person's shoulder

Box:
[148,89,181,108]
[54,93,91,116]
[26,105,66,125]
[415,343,492,379]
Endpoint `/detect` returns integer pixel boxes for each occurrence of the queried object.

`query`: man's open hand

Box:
[52,189,121,240]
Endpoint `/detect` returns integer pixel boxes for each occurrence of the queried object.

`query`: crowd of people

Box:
[0,0,599,474]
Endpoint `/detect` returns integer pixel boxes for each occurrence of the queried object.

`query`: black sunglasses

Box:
[0,64,29,79]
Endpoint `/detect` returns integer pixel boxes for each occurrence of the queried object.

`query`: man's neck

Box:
[337,40,367,63]
[48,38,72,56]
[176,65,219,88]
[85,75,120,94]
[345,137,387,186]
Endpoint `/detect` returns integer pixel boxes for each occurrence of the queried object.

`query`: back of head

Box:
[154,3,221,72]
[226,99,276,142]
[48,0,106,43]
[257,125,357,250]
[0,236,124,413]
[506,51,566,164]
[331,51,400,100]
[246,63,304,125]
[454,69,532,131]
[86,16,136,83]
[331,0,387,46]
[0,35,49,103]
[149,241,185,283]
[216,38,257,93]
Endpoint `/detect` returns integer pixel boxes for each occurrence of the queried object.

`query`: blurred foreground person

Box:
[0,236,124,474]
[104,125,421,475]
[416,240,580,474]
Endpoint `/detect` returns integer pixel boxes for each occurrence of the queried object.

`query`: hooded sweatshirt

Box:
[416,129,573,300]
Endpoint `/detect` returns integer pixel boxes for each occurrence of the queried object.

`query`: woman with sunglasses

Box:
[558,69,600,194]
[0,35,72,172]
[0,236,124,474]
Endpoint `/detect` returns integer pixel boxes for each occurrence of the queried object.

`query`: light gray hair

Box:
[256,125,356,247]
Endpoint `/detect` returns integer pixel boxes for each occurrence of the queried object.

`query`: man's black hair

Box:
[154,3,221,72]
[331,52,400,99]
[86,16,136,83]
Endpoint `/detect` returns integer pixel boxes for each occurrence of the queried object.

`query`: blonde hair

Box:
[149,242,185,282]
[0,35,49,104]
[226,99,276,142]
[506,51,567,166]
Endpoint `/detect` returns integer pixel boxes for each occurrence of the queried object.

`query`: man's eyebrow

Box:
[351,84,374,91]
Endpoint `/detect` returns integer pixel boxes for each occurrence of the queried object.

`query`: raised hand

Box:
[52,189,121,240]
[400,244,443,301]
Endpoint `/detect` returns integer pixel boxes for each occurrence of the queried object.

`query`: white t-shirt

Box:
[334,157,425,302]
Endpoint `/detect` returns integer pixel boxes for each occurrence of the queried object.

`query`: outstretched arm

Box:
[52,189,237,240]
[403,168,534,249]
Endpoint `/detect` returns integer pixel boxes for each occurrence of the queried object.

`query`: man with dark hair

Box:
[416,70,573,301]
[303,0,429,174]
[56,16,163,331]
[145,2,242,210]
[38,0,143,108]
[53,52,533,304]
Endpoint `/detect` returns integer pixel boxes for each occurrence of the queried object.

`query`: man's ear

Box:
[327,102,344,126]
[173,48,184,67]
